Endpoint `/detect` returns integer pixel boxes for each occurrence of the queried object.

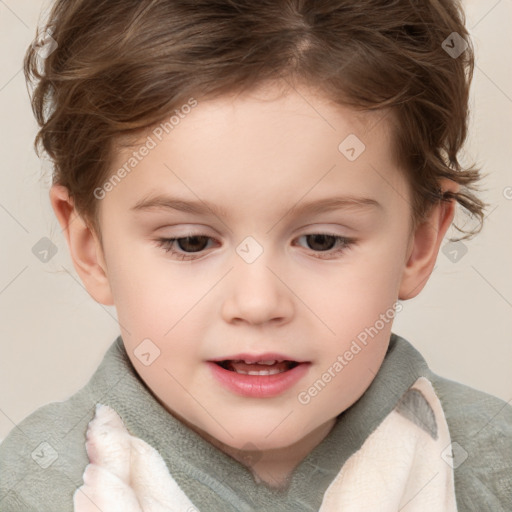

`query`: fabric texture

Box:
[0,332,511,511]
[73,376,458,511]
[73,404,197,512]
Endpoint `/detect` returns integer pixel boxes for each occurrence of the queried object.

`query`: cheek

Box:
[318,245,405,330]
[103,246,176,335]
[105,248,215,370]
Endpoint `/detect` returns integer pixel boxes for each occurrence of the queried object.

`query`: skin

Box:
[50,81,458,489]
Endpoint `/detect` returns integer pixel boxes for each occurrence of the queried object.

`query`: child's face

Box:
[94,83,414,470]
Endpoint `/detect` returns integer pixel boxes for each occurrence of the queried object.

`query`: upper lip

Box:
[208,352,309,363]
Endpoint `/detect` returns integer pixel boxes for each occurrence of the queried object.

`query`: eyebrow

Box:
[130,193,382,218]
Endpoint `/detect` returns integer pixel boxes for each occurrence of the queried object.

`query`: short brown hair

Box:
[24,0,486,242]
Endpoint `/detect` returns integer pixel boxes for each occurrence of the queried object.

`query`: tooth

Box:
[234,368,284,376]
[229,359,289,365]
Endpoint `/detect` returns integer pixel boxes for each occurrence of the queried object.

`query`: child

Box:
[1,0,510,510]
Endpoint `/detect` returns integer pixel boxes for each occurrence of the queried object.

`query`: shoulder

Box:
[0,386,97,510]
[0,338,128,511]
[428,371,512,510]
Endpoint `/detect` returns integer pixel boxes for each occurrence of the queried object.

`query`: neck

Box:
[154,392,337,489]
[204,418,337,489]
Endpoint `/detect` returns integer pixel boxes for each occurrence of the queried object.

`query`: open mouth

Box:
[215,360,299,376]
[208,357,310,397]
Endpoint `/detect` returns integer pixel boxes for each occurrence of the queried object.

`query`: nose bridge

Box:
[221,236,293,325]
[234,236,280,300]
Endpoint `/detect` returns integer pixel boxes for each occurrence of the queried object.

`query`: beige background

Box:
[1,0,511,442]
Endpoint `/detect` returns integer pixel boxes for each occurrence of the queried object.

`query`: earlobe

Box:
[49,184,114,306]
[398,179,459,300]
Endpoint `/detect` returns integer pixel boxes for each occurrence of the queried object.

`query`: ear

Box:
[399,179,460,300]
[49,184,114,306]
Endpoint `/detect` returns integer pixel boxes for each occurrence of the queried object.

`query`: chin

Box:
[196,421,295,451]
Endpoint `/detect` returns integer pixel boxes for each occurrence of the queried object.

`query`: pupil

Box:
[179,236,208,252]
[307,234,335,251]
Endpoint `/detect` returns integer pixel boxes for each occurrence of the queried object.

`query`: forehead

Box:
[105,83,407,222]
[117,82,392,158]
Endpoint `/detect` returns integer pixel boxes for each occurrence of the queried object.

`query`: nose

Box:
[220,251,294,326]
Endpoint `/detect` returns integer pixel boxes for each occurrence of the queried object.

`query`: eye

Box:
[294,233,355,259]
[155,233,355,261]
[155,235,216,261]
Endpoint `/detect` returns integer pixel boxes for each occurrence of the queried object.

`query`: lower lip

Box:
[207,361,310,398]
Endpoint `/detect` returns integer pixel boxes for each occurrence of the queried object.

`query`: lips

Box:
[217,360,298,375]
[209,352,308,364]
[207,352,311,397]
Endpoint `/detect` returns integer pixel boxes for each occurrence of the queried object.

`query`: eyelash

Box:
[154,233,356,261]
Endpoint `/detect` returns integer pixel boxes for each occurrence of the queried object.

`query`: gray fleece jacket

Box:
[0,333,510,511]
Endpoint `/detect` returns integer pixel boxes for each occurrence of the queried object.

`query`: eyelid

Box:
[154,235,217,261]
[154,230,357,261]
